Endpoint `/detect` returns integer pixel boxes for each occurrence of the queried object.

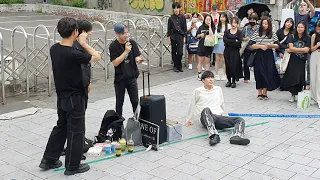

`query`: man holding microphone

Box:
[109,23,144,117]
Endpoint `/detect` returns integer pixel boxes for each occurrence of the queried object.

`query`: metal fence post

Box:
[147,17,163,69]
[105,20,118,79]
[135,18,151,71]
[32,25,51,96]
[11,26,28,97]
[0,32,4,104]
[90,21,107,81]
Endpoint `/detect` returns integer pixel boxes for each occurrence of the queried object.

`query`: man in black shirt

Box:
[73,20,92,108]
[39,17,101,175]
[167,2,187,72]
[109,23,143,116]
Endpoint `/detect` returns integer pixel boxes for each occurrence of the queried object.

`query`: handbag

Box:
[204,30,215,47]
[247,35,267,67]
[240,26,248,56]
[279,51,291,74]
[247,51,256,67]
[297,90,311,109]
[122,103,142,145]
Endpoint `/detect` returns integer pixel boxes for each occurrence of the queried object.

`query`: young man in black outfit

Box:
[167,2,187,72]
[39,17,101,175]
[109,23,144,116]
[73,19,92,108]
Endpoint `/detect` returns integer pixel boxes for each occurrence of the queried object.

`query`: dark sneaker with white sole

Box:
[209,134,221,146]
[230,136,250,146]
[39,158,62,170]
[64,163,90,176]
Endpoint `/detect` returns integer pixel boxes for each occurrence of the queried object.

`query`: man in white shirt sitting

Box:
[185,71,250,146]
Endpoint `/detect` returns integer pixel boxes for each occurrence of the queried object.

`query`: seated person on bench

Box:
[185,71,250,146]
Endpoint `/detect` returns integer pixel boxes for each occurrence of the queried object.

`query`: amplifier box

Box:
[166,120,182,142]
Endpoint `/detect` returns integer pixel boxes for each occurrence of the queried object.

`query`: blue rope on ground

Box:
[228,113,320,118]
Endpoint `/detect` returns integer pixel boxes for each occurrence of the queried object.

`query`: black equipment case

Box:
[139,71,167,144]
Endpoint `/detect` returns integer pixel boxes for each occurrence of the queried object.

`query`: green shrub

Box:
[0,0,24,4]
[52,0,87,8]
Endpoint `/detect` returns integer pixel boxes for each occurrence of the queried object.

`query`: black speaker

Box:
[140,95,167,144]
[139,71,167,144]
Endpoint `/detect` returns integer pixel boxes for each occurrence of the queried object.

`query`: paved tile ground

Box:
[1,11,320,180]
[1,73,320,180]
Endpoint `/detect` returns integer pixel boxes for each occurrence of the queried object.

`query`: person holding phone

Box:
[109,23,144,116]
[73,20,93,109]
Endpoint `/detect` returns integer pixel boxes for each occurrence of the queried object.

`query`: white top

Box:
[187,21,202,37]
[186,86,225,123]
[240,17,249,28]
[216,24,231,38]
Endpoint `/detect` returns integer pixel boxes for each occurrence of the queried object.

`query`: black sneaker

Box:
[64,163,90,176]
[225,82,231,87]
[231,83,236,88]
[230,136,250,146]
[173,68,179,72]
[209,134,220,146]
[179,68,183,72]
[39,158,62,170]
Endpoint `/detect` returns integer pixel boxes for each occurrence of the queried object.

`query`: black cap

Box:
[212,4,218,10]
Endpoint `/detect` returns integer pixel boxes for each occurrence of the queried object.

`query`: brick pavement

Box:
[1,75,320,180]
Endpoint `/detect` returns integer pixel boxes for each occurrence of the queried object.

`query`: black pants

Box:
[243,49,252,81]
[200,108,245,137]
[289,84,303,96]
[171,35,184,69]
[114,78,139,116]
[43,94,86,171]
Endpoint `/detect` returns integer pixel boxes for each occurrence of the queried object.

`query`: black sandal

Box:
[263,95,269,100]
[257,95,263,100]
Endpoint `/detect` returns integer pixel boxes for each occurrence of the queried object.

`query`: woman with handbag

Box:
[196,15,216,80]
[282,21,311,102]
[276,18,294,90]
[223,17,243,88]
[309,20,320,108]
[249,16,280,100]
[213,12,230,81]
[242,14,259,83]
[275,18,294,62]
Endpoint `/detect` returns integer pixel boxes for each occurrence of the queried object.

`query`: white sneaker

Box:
[188,64,192,70]
[202,66,205,71]
[289,95,295,103]
[197,73,201,81]
[220,75,227,81]
[214,74,220,81]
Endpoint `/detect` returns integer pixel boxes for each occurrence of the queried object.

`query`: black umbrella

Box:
[237,2,271,20]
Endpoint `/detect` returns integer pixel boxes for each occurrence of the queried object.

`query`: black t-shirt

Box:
[50,43,92,98]
[109,39,141,82]
[73,41,91,87]
[287,34,311,60]
[314,34,320,50]
[294,13,312,31]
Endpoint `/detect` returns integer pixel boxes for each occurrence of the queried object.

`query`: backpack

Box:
[60,137,94,160]
[187,34,199,54]
[94,110,125,143]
